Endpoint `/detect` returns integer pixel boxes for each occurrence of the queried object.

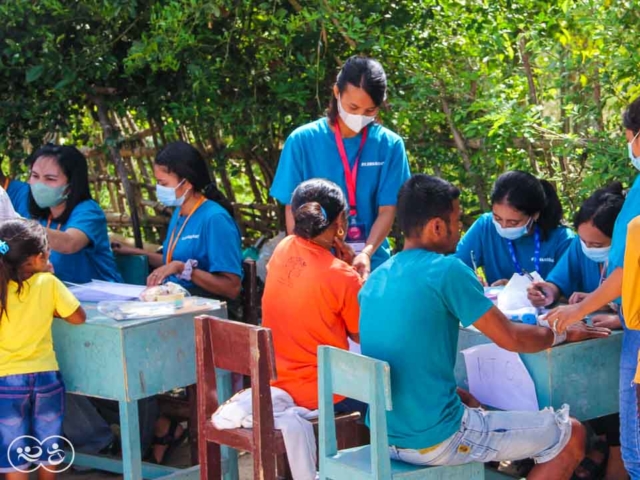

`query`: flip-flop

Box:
[148,419,188,465]
[571,440,608,480]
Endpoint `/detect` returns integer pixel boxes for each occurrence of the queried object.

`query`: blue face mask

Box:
[580,239,610,263]
[492,217,532,241]
[30,182,69,209]
[156,179,189,207]
[628,130,640,171]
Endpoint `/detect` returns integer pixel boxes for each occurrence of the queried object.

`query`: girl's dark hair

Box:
[623,96,640,135]
[291,179,347,239]
[327,55,387,125]
[155,141,235,218]
[490,170,564,239]
[0,219,49,321]
[26,144,92,223]
[574,182,625,237]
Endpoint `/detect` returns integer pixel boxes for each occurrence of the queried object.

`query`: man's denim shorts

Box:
[390,404,572,466]
[0,371,66,473]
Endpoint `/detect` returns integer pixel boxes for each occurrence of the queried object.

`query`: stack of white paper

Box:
[67,280,147,303]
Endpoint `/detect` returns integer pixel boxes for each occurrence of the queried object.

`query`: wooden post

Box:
[89,94,144,248]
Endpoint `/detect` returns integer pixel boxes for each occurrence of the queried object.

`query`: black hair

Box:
[0,219,49,321]
[397,174,461,239]
[574,182,625,238]
[291,179,347,239]
[623,96,640,135]
[26,144,92,224]
[155,141,235,218]
[327,55,387,125]
[490,170,563,239]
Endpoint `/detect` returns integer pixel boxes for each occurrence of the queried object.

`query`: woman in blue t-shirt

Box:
[549,96,640,478]
[27,144,122,284]
[270,55,411,278]
[527,183,624,330]
[456,170,574,285]
[115,141,242,300]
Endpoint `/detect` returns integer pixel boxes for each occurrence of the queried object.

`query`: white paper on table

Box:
[348,338,361,354]
[497,272,543,311]
[462,343,539,412]
[67,280,147,302]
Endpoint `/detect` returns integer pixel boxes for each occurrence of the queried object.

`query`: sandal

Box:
[572,440,608,480]
[148,419,188,464]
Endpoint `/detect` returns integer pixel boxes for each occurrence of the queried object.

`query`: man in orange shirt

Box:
[262,179,364,414]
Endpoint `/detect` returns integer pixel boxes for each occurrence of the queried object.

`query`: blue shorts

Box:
[389,404,572,466]
[0,371,66,473]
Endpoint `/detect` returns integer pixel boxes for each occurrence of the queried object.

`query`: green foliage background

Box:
[0,0,639,235]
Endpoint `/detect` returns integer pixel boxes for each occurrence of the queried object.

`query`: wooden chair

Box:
[195,316,365,480]
[155,258,262,465]
[318,346,485,480]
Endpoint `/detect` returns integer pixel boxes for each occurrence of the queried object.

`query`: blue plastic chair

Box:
[318,346,484,480]
[114,254,149,286]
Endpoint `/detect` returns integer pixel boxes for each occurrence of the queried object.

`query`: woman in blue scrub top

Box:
[527,183,624,330]
[270,55,411,278]
[114,141,242,300]
[26,144,122,284]
[549,97,640,478]
[456,170,574,285]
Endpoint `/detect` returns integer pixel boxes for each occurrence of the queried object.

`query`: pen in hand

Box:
[523,269,546,299]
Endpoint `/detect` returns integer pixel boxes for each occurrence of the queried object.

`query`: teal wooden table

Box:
[455,326,623,421]
[52,301,239,480]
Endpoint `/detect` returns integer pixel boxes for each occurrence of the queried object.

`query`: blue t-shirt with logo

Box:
[162,199,243,291]
[7,179,30,218]
[44,200,123,284]
[269,118,411,269]
[546,236,604,298]
[455,213,575,284]
[359,249,494,449]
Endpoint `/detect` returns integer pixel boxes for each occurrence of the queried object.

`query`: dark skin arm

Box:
[147,260,242,299]
[61,306,87,325]
[474,305,610,352]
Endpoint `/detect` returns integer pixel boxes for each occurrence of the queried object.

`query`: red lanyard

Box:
[334,122,368,217]
[166,197,206,263]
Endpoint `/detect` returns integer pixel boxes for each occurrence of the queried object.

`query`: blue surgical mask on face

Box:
[30,182,69,209]
[156,179,189,207]
[580,239,610,263]
[628,130,640,171]
[492,217,532,241]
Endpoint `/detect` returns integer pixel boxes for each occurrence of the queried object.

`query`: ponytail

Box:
[537,180,564,238]
[0,257,10,321]
[293,202,333,239]
[203,183,235,218]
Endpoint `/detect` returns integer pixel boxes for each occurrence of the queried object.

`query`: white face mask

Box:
[580,239,610,263]
[628,130,640,171]
[492,217,532,241]
[337,95,376,134]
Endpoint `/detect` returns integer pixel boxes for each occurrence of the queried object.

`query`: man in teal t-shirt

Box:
[359,174,608,474]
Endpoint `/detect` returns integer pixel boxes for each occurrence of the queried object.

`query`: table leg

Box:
[216,369,239,480]
[120,399,143,480]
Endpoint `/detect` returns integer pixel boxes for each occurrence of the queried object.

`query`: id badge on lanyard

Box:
[334,123,368,254]
[507,226,541,275]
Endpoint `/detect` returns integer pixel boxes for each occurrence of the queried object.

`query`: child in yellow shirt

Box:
[0,219,85,479]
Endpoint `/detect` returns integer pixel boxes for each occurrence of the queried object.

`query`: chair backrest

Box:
[115,254,149,286]
[195,315,278,443]
[318,346,393,478]
[241,259,260,325]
